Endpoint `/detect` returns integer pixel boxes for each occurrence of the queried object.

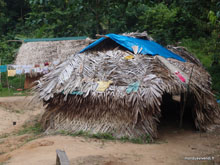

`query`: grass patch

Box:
[90,133,115,140]
[0,152,6,155]
[119,134,152,144]
[57,130,152,144]
[0,88,30,97]
[0,133,10,139]
[0,119,43,165]
[17,122,43,136]
[13,109,24,114]
[12,121,44,150]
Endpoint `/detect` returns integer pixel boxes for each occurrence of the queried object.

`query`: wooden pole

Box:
[20,74,22,89]
[179,93,186,128]
[6,65,9,90]
[179,65,195,128]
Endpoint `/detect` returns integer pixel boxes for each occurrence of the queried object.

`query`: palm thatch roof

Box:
[15,37,92,65]
[167,45,203,67]
[122,31,154,40]
[34,33,220,141]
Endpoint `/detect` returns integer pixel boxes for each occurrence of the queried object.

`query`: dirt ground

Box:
[0,96,219,165]
[0,96,43,134]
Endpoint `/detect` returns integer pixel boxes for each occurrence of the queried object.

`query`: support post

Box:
[6,65,9,90]
[179,93,186,128]
[56,149,70,165]
[179,65,194,128]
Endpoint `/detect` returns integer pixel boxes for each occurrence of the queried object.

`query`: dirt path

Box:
[2,130,220,165]
[0,96,43,134]
[0,96,219,165]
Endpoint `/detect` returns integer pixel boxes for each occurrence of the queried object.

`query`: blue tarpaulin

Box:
[80,33,185,62]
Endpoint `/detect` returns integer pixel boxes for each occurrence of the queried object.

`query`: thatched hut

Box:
[34,33,220,140]
[15,37,92,89]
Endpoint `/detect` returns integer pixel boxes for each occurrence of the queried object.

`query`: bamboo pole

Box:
[20,74,22,89]
[179,65,195,128]
[6,65,9,90]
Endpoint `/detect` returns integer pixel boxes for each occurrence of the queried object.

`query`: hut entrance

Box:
[158,93,196,136]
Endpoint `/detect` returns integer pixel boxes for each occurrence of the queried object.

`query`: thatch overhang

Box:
[167,45,203,67]
[34,33,220,140]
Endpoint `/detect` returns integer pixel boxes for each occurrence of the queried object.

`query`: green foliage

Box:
[0,0,8,36]
[0,36,21,65]
[1,0,218,43]
[137,3,178,44]
[0,73,26,97]
[208,11,217,26]
[181,37,220,97]
[208,65,220,98]
[181,38,213,67]
[21,0,219,45]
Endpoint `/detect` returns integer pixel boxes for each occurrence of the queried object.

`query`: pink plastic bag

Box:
[175,71,186,83]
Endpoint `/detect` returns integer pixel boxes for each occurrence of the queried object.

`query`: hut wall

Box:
[41,94,158,140]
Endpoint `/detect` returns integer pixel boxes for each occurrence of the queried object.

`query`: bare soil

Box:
[0,96,219,165]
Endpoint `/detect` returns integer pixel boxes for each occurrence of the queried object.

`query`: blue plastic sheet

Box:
[126,82,140,94]
[62,91,83,95]
[80,33,185,62]
[0,65,7,73]
[70,91,83,95]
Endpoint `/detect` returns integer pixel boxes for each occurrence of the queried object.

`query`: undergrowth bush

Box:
[181,37,220,98]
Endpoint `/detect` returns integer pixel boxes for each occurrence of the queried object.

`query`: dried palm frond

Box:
[122,31,154,41]
[167,45,203,67]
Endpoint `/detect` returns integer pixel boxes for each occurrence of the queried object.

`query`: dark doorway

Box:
[158,93,196,138]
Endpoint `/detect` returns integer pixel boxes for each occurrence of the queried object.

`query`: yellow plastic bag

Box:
[96,80,113,92]
[124,55,134,60]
